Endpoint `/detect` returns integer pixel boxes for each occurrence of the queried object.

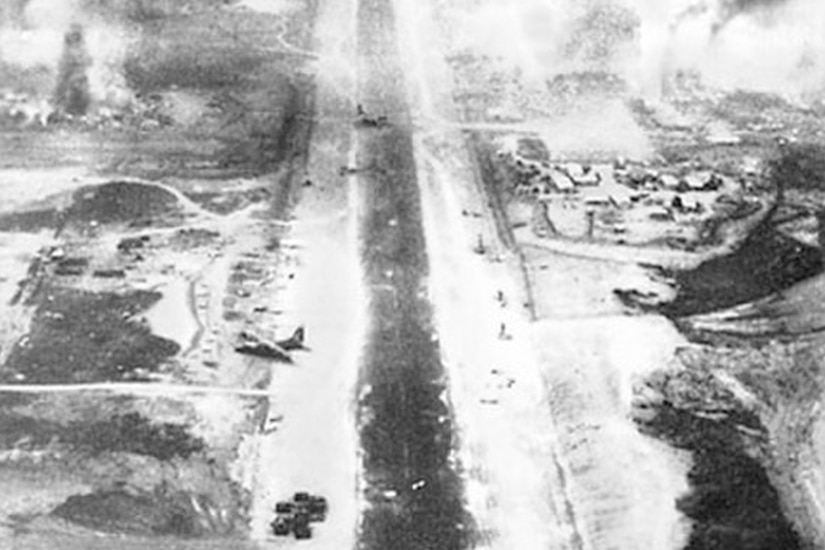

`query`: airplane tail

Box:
[277,325,306,351]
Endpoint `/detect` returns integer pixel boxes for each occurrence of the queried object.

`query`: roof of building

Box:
[548,169,575,191]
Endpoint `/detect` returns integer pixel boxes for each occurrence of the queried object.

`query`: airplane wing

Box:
[235,340,293,363]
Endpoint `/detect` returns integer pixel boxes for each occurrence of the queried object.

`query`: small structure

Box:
[682,172,711,191]
[586,210,596,239]
[648,206,674,221]
[567,165,600,186]
[703,174,724,191]
[659,174,680,190]
[355,105,389,128]
[548,168,575,193]
[583,194,617,208]
[522,177,552,196]
[473,234,487,254]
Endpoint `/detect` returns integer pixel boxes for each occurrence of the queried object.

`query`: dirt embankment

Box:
[660,226,823,318]
[629,141,825,549]
[633,341,825,549]
[656,144,825,319]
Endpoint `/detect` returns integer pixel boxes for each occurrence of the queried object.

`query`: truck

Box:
[271,492,329,540]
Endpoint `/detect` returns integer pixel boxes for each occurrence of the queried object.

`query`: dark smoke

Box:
[713,0,790,33]
[724,0,789,10]
[0,1,28,27]
[563,2,638,70]
[54,23,92,116]
[670,0,792,36]
[670,2,711,31]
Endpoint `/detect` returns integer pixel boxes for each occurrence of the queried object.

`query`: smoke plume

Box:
[653,0,825,100]
[0,0,133,112]
[54,24,92,116]
[445,0,825,103]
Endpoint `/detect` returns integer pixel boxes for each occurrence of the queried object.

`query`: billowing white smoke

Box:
[443,0,825,103]
[0,0,133,110]
[0,0,73,69]
[445,0,635,84]
[632,0,825,101]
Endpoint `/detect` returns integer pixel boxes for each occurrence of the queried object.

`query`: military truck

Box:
[271,492,328,540]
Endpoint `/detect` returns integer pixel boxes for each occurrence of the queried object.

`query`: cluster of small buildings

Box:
[502,148,732,201]
[617,166,726,194]
[500,152,600,196]
[496,141,754,244]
